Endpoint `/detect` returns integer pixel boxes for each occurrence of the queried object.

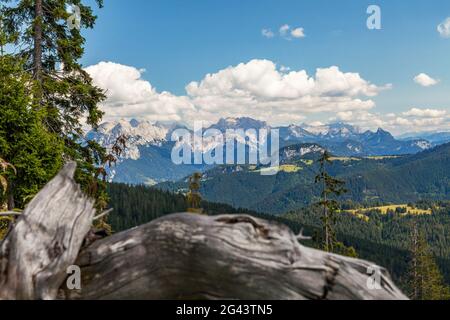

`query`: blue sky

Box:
[82,0,450,134]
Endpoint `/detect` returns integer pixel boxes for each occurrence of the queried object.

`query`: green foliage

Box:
[1,0,108,208]
[284,202,450,289]
[407,225,450,300]
[187,172,203,214]
[0,53,64,209]
[105,182,261,232]
[0,216,12,240]
[106,183,189,232]
[314,150,349,253]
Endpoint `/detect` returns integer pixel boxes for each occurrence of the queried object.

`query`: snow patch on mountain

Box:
[282,144,325,160]
[87,119,169,160]
[411,140,432,150]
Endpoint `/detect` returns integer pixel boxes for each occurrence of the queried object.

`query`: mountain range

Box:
[398,131,450,145]
[158,142,450,214]
[87,117,444,185]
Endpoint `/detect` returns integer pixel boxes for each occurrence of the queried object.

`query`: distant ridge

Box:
[86,117,438,185]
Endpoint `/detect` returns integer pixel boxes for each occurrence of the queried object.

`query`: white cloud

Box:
[186,59,387,124]
[261,28,274,38]
[85,62,196,122]
[279,24,290,37]
[327,107,450,134]
[86,60,395,128]
[272,24,305,40]
[336,111,354,121]
[437,17,450,38]
[291,27,305,38]
[403,108,447,118]
[414,73,439,87]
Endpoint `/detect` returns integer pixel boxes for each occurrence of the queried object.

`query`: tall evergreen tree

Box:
[0,0,107,206]
[314,150,347,253]
[0,44,63,210]
[408,222,450,300]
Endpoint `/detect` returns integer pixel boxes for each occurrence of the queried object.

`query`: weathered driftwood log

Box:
[64,213,407,300]
[0,162,95,300]
[0,163,407,300]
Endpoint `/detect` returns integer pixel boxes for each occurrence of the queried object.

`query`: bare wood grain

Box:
[64,213,407,300]
[0,162,95,300]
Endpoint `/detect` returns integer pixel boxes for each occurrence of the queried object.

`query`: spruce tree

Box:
[0,48,63,210]
[314,150,348,253]
[408,223,450,300]
[0,0,107,205]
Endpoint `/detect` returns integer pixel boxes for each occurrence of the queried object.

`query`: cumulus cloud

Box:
[86,60,392,127]
[403,108,447,118]
[437,17,450,38]
[414,73,439,87]
[279,24,290,37]
[185,59,387,124]
[261,28,274,38]
[338,107,449,135]
[84,62,196,122]
[291,27,305,38]
[264,24,305,40]
[336,111,354,121]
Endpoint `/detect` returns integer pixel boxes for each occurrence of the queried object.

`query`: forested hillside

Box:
[106,182,450,291]
[158,143,450,214]
[106,183,260,231]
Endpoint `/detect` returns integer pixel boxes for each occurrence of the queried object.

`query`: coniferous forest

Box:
[105,182,450,299]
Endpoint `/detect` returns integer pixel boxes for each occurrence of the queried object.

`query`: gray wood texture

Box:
[0,162,95,300]
[65,214,407,300]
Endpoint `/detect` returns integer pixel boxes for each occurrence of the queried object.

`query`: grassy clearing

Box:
[279,165,303,173]
[329,157,361,162]
[300,159,314,166]
[340,204,432,222]
[254,165,303,174]
[344,204,432,216]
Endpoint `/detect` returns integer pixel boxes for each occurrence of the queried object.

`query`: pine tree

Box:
[187,172,203,214]
[0,0,107,204]
[0,47,64,210]
[408,222,450,300]
[314,150,348,253]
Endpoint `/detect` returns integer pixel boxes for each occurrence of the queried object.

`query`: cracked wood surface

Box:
[64,213,407,300]
[0,163,95,300]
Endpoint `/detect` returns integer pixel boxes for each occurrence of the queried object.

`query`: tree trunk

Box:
[62,213,407,300]
[33,0,43,82]
[0,164,408,300]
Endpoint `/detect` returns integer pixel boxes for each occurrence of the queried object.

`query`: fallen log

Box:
[64,213,407,300]
[0,163,408,300]
[0,162,96,300]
